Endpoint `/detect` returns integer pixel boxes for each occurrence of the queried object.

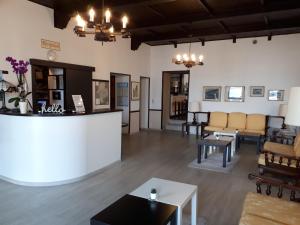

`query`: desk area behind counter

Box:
[0,109,122,186]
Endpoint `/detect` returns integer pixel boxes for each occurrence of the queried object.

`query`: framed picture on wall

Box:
[268,89,284,101]
[225,86,245,102]
[131,81,140,101]
[203,86,222,101]
[250,86,265,97]
[93,79,110,109]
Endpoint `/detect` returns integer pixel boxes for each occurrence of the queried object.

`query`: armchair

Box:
[258,133,300,179]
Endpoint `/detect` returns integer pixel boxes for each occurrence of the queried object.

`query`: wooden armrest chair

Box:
[258,133,300,178]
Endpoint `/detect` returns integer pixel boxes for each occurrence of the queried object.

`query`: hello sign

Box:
[40,103,65,114]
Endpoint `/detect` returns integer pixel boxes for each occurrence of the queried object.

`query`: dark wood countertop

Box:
[0,109,122,117]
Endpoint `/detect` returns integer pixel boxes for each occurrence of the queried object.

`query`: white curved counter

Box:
[0,110,122,186]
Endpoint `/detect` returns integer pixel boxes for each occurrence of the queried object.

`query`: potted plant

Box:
[6,57,32,114]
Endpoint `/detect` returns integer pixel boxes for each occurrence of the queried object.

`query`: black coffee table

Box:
[91,194,177,225]
[198,137,232,168]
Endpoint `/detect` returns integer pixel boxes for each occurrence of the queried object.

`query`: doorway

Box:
[161,70,190,131]
[140,77,150,129]
[110,73,131,134]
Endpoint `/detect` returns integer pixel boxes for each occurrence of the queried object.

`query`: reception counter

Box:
[0,110,122,186]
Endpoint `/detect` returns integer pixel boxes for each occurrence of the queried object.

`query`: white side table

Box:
[213,131,239,157]
[130,178,198,225]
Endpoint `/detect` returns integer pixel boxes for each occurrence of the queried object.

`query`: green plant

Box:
[9,92,32,107]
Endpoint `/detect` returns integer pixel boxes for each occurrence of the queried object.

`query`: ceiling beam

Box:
[146,5,166,19]
[129,7,300,31]
[196,0,214,15]
[133,20,300,43]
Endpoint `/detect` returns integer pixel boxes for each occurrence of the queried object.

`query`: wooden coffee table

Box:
[90,194,177,225]
[198,135,233,168]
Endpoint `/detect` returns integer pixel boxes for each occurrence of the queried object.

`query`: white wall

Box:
[149,34,300,118]
[0,0,150,107]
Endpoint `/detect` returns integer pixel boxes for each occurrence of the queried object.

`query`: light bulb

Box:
[191,54,196,62]
[199,55,204,62]
[122,16,128,29]
[105,9,111,23]
[109,26,114,33]
[89,8,96,22]
[176,54,182,61]
[76,14,82,26]
[183,54,189,61]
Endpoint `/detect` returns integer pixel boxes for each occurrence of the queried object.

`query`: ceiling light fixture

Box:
[172,42,204,68]
[74,0,130,44]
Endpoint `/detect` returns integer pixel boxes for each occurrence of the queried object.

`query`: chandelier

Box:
[172,43,204,68]
[74,0,130,43]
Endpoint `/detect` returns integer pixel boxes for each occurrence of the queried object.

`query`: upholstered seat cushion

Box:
[239,214,284,225]
[227,112,246,130]
[294,134,300,157]
[243,129,265,135]
[258,153,298,168]
[204,126,224,132]
[239,192,300,225]
[264,142,295,157]
[224,128,244,132]
[245,114,266,135]
[209,112,228,128]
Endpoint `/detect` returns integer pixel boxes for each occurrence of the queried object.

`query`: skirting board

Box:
[0,160,121,187]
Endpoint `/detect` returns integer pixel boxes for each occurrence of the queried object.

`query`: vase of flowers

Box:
[6,57,32,114]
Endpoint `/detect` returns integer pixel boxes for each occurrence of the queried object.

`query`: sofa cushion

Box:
[246,114,266,133]
[224,128,244,132]
[258,153,298,168]
[204,126,224,132]
[227,112,247,130]
[244,129,265,136]
[264,142,295,157]
[240,192,300,225]
[209,112,228,128]
[239,214,283,225]
[294,134,300,157]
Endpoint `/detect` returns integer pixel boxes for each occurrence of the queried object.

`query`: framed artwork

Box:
[203,86,222,101]
[268,90,284,101]
[131,81,140,101]
[117,82,129,106]
[250,86,265,97]
[225,86,245,102]
[93,79,110,109]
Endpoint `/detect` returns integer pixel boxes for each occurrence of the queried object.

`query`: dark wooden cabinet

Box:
[30,59,95,113]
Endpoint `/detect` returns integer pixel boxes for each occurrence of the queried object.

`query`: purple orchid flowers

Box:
[6,57,29,75]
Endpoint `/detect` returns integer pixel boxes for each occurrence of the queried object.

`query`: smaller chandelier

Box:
[74,0,130,43]
[172,43,204,68]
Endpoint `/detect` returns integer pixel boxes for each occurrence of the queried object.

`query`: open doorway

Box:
[110,73,131,134]
[161,70,190,131]
[140,77,150,129]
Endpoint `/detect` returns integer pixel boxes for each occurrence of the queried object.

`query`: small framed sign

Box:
[72,95,85,112]
[41,39,61,51]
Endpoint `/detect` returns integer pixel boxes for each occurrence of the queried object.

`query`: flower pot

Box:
[19,101,28,114]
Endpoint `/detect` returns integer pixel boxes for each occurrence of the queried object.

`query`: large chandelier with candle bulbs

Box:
[172,42,204,68]
[74,0,130,43]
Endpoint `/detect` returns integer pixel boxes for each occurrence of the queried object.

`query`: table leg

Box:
[191,192,197,225]
[232,138,236,156]
[196,126,199,139]
[181,124,185,137]
[223,147,227,168]
[228,144,231,162]
[177,207,182,225]
[187,125,190,135]
[204,145,208,159]
[197,144,202,164]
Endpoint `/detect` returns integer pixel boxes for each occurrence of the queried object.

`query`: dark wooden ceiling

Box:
[28,0,300,50]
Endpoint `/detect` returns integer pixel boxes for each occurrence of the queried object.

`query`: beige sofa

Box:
[201,111,268,138]
[239,192,300,225]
